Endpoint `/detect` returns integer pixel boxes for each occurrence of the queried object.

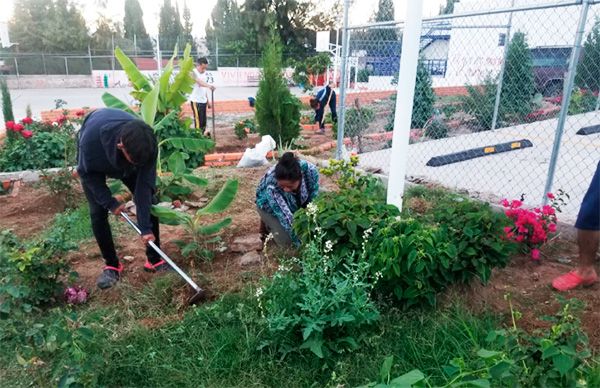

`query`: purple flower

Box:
[64,286,89,305]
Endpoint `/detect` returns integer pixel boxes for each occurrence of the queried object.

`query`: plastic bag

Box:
[237,135,276,168]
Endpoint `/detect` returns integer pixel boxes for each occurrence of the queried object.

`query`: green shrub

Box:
[0,230,74,315]
[233,118,257,140]
[294,168,397,258]
[461,77,498,130]
[411,61,436,128]
[568,87,596,115]
[1,78,14,123]
[357,68,371,82]
[343,103,374,152]
[500,32,535,120]
[576,17,600,92]
[255,31,302,146]
[0,131,73,172]
[424,119,449,139]
[259,216,379,359]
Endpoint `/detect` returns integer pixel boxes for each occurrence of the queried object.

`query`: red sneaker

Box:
[552,271,598,291]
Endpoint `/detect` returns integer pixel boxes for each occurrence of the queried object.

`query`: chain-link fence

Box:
[337,0,600,223]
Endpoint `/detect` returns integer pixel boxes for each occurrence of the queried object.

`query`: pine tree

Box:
[255,31,301,146]
[159,0,184,52]
[367,0,398,60]
[124,0,152,52]
[576,17,600,92]
[439,0,459,15]
[1,79,15,124]
[411,61,436,128]
[500,31,535,120]
[182,1,194,48]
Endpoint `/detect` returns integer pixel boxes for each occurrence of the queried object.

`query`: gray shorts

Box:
[257,207,293,247]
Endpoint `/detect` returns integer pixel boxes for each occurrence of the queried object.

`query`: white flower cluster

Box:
[324,240,334,253]
[255,287,263,298]
[363,228,373,240]
[277,264,291,272]
[306,202,318,218]
[395,215,402,222]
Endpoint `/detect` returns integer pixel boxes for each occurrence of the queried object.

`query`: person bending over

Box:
[256,152,319,247]
[77,108,166,290]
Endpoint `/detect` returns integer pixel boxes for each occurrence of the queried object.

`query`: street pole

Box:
[336,0,351,159]
[542,0,590,205]
[386,0,424,210]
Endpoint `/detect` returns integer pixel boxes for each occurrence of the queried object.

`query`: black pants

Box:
[190,101,207,130]
[314,91,338,129]
[82,174,161,268]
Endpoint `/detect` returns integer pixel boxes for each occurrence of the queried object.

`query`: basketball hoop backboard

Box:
[316,31,330,52]
[0,22,12,48]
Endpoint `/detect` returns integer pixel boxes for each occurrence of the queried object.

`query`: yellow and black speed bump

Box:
[426,139,533,167]
[576,125,600,135]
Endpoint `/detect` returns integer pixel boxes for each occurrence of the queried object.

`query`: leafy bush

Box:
[152,179,238,260]
[411,61,436,128]
[291,53,331,92]
[0,230,74,315]
[424,119,449,139]
[295,159,397,257]
[344,103,374,152]
[369,190,514,307]
[568,87,596,115]
[255,31,302,146]
[258,212,379,359]
[233,118,257,140]
[0,130,74,172]
[40,167,79,209]
[357,68,371,82]
[461,77,498,130]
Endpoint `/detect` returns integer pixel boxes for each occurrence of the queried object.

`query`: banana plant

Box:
[152,179,239,260]
[101,44,214,173]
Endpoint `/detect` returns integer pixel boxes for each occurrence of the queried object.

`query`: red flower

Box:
[57,115,67,124]
[21,117,33,125]
[5,120,15,130]
[546,192,555,200]
[21,130,33,139]
[75,110,86,117]
[13,123,24,132]
[531,248,540,260]
[548,223,557,233]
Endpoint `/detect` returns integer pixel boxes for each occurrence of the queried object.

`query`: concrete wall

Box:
[5,75,94,89]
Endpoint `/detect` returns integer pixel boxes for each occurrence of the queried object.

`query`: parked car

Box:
[0,58,12,75]
[531,46,572,97]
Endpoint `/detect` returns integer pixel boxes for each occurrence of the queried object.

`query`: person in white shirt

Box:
[189,57,215,136]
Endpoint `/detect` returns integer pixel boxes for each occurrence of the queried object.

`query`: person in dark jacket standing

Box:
[77,108,166,290]
[309,81,337,133]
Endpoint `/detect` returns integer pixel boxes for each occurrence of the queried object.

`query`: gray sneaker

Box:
[96,266,122,289]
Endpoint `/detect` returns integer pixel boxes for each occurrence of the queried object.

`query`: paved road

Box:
[359,111,600,223]
[2,86,305,122]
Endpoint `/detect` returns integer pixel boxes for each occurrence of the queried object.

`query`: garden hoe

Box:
[211,89,216,141]
[121,212,207,305]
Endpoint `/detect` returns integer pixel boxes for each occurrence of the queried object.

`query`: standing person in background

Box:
[189,57,215,137]
[309,80,337,134]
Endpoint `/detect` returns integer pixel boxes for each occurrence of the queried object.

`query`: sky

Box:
[0,0,448,39]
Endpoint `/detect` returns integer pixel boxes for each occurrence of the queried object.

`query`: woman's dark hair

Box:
[197,57,209,65]
[120,120,158,166]
[275,152,302,182]
[309,98,320,110]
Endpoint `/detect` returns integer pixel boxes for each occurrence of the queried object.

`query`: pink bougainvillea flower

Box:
[21,117,33,125]
[13,123,24,132]
[547,192,555,200]
[531,248,540,260]
[21,130,33,139]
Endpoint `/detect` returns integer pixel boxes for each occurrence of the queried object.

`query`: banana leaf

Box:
[197,179,238,216]
[115,47,151,92]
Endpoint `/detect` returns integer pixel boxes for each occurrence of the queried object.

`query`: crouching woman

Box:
[256,152,319,247]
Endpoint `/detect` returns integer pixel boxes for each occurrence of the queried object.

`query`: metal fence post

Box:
[336,0,351,159]
[13,57,20,88]
[88,45,93,75]
[64,56,69,75]
[491,0,515,131]
[42,53,47,75]
[386,0,424,210]
[542,0,591,205]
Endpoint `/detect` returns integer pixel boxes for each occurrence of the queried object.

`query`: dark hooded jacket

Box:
[77,108,156,234]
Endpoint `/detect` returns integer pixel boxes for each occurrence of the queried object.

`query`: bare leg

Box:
[575,229,599,279]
